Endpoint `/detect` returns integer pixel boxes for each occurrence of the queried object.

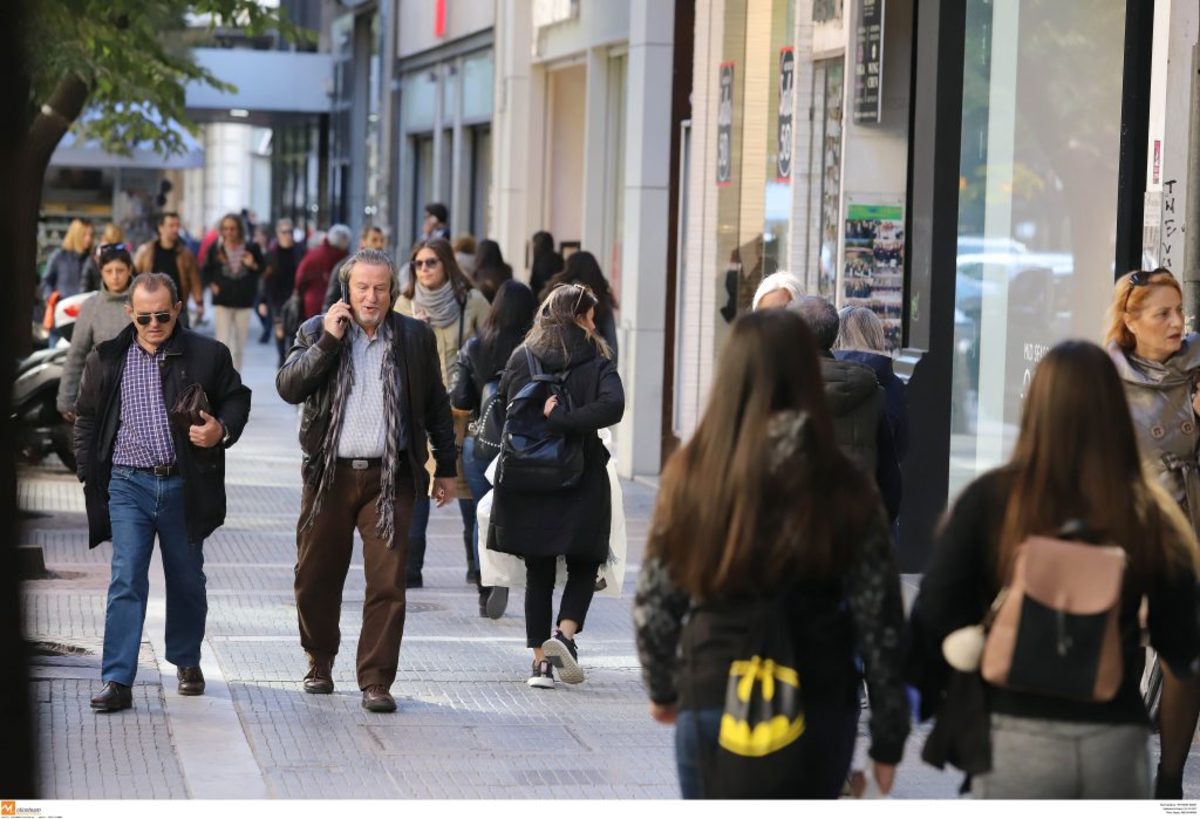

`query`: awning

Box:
[49,108,205,170]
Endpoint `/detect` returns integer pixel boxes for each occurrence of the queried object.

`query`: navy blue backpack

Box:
[495,348,585,492]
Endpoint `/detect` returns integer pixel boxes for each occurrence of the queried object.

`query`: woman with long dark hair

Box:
[541,250,619,362]
[473,239,513,303]
[1105,268,1200,797]
[489,284,624,689]
[914,340,1200,798]
[395,238,490,588]
[633,309,908,799]
[529,231,563,296]
[450,280,538,618]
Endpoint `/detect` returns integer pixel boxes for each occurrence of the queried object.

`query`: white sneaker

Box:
[527,659,555,689]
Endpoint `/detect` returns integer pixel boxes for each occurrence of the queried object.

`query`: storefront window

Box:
[949,0,1128,495]
[815,59,844,299]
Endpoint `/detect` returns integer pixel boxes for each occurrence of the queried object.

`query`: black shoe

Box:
[303,656,334,694]
[406,573,423,589]
[542,630,583,684]
[90,681,133,712]
[362,684,397,712]
[527,659,555,690]
[1155,764,1184,799]
[484,586,509,620]
[177,666,205,696]
[466,568,481,585]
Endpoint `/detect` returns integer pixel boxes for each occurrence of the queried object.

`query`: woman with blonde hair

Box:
[634,309,907,798]
[43,218,94,301]
[914,340,1200,798]
[1106,267,1200,797]
[490,283,624,689]
[836,306,908,462]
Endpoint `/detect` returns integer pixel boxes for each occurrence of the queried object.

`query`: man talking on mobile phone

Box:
[276,248,457,713]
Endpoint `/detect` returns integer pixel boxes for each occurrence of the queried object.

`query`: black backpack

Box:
[469,371,504,463]
[495,348,584,493]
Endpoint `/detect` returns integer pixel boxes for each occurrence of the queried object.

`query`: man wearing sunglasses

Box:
[72,272,252,713]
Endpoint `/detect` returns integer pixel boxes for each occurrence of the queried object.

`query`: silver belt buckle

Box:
[351,459,369,470]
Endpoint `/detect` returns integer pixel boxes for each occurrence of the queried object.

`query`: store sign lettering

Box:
[854,0,884,123]
[777,48,795,181]
[717,62,735,186]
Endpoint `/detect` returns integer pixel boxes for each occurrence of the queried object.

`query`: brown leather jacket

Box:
[134,240,202,304]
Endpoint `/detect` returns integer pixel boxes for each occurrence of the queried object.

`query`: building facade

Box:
[677,0,1195,569]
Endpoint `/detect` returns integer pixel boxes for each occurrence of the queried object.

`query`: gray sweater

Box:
[56,287,132,414]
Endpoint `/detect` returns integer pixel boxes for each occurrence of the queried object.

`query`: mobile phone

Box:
[338,281,349,325]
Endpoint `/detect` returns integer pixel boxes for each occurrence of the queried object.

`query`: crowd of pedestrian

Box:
[46,196,1200,801]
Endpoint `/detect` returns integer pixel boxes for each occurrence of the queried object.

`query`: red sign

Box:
[435,0,446,37]
[1153,139,1161,185]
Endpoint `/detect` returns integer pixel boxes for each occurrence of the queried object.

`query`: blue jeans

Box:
[674,704,859,798]
[461,437,493,571]
[103,467,207,685]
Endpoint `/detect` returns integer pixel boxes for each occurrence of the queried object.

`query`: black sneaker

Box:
[484,586,509,620]
[527,659,555,689]
[542,630,583,684]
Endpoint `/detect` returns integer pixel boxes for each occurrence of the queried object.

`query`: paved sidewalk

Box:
[20,322,1199,799]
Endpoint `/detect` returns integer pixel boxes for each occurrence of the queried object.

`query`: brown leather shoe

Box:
[303,657,334,694]
[361,684,396,713]
[90,681,133,712]
[177,666,205,696]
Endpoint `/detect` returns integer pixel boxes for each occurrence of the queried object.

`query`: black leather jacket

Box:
[275,312,456,492]
[73,324,252,548]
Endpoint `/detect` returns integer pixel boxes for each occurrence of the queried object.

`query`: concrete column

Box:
[788,0,817,289]
[431,65,446,203]
[450,56,468,235]
[616,0,675,477]
[492,0,535,278]
[376,0,398,238]
[581,47,610,252]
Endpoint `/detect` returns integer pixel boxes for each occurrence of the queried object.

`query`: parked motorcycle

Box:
[14,291,92,471]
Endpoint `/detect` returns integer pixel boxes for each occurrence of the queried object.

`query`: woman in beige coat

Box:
[1107,267,1200,798]
[395,238,489,587]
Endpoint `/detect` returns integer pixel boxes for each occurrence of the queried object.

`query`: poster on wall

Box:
[853,0,884,123]
[717,62,735,186]
[777,48,795,181]
[842,203,904,350]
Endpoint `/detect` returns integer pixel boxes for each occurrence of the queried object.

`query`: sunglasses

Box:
[99,242,127,253]
[1122,268,1170,313]
[413,257,441,270]
[134,311,173,326]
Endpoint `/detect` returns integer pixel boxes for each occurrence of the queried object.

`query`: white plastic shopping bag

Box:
[477,428,627,597]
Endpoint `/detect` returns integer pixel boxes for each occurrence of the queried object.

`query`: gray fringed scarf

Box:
[414,280,462,328]
[302,320,403,546]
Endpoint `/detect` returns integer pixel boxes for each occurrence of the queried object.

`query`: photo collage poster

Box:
[842,203,904,350]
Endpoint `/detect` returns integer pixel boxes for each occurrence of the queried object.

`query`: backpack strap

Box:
[524,346,573,385]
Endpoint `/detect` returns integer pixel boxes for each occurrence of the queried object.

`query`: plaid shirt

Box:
[112,341,177,468]
[336,322,398,458]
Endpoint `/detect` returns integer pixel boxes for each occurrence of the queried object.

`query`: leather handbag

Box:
[980,534,1126,702]
[170,383,211,436]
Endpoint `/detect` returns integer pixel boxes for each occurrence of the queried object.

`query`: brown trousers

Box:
[295,462,415,689]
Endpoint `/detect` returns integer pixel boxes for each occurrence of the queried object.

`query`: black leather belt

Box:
[125,464,179,477]
[337,457,383,470]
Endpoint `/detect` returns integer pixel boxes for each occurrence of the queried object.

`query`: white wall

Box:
[397,0,495,57]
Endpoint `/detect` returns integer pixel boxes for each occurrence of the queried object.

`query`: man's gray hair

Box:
[129,272,179,305]
[793,296,841,351]
[339,248,400,302]
[327,224,354,250]
[276,217,294,231]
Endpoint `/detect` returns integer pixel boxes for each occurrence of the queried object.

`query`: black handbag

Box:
[169,383,211,436]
